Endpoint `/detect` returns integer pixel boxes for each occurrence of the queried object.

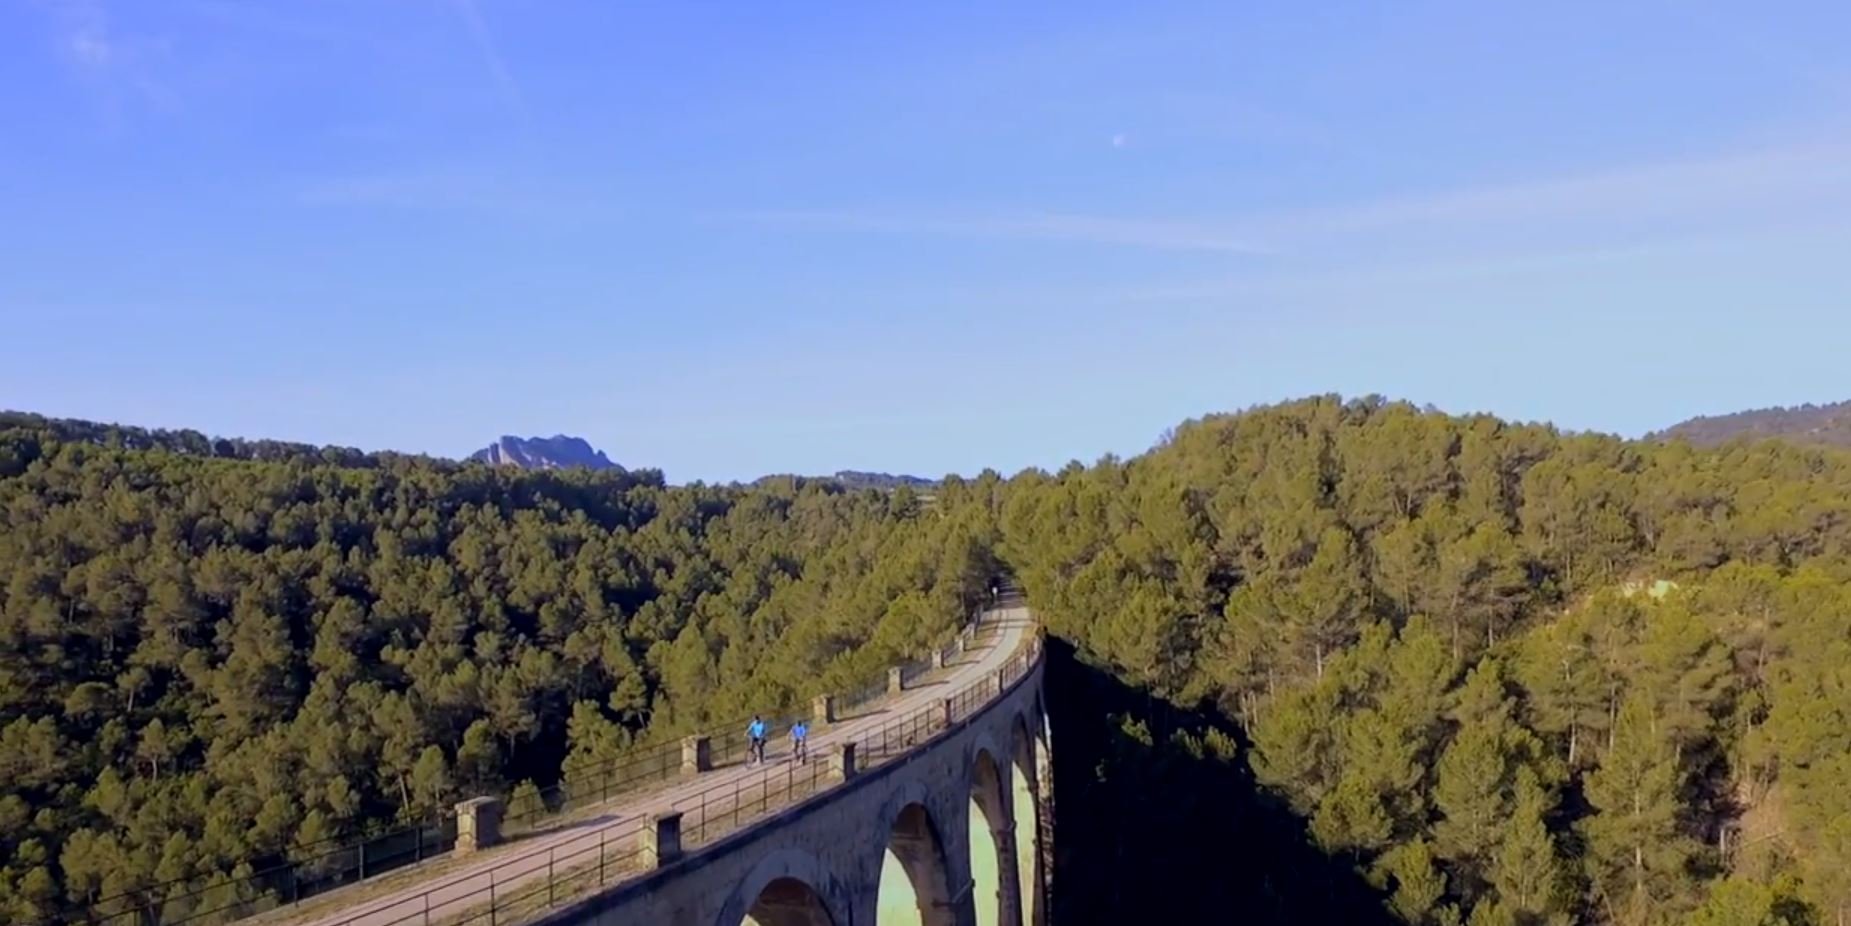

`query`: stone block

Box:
[681,735,711,777]
[643,811,683,869]
[453,796,503,857]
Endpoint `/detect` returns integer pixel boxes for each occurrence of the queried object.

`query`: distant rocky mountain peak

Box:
[469,435,616,471]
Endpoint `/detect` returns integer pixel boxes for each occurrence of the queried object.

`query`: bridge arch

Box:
[719,849,842,926]
[742,879,833,926]
[967,746,1015,926]
[1010,712,1042,926]
[876,801,956,925]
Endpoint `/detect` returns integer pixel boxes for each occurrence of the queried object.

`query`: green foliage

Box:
[1488,769,1570,924]
[507,780,544,821]
[995,396,1851,924]
[1688,877,1800,926]
[16,394,1851,925]
[1579,696,1696,924]
[1374,838,1453,925]
[0,416,991,914]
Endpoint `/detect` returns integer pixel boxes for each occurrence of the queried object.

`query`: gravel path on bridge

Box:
[290,607,1033,926]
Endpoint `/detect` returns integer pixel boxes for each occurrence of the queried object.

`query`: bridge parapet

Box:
[538,616,1049,926]
[276,608,1045,926]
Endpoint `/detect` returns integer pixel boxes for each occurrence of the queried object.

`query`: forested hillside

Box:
[0,417,998,922]
[1657,400,1851,449]
[1000,396,1851,925]
[0,412,394,470]
[8,396,1851,925]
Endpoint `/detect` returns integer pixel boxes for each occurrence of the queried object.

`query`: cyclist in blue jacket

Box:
[790,721,809,764]
[747,715,768,765]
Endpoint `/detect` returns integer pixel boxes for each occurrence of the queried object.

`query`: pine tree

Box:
[1580,696,1695,924]
[1431,723,1508,887]
[1249,684,1340,816]
[1489,769,1567,923]
[1375,838,1450,925]
[409,746,450,817]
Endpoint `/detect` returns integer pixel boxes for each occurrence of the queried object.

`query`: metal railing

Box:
[55,815,464,926]
[301,623,1044,926]
[37,605,1006,926]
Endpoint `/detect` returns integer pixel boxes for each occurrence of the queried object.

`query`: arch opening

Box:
[742,876,835,926]
[969,749,1010,926]
[1011,715,1042,926]
[877,802,955,925]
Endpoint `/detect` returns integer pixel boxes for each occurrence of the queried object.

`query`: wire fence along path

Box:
[279,605,1040,926]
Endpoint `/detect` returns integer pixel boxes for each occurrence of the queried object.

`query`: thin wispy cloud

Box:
[68,30,112,67]
[731,137,1851,262]
[448,0,525,117]
[298,168,520,211]
[39,0,177,119]
[1098,92,1333,149]
[43,0,111,68]
[180,0,384,50]
[1265,140,1851,238]
[294,166,595,220]
[723,209,1275,256]
[1107,240,1715,305]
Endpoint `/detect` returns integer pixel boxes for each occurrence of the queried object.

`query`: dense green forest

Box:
[1003,397,1851,926]
[7,396,1851,925]
[0,414,998,923]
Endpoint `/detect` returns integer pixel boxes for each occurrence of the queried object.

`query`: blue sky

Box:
[4,0,1851,481]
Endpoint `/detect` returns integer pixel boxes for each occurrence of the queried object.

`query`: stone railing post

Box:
[832,742,858,782]
[888,666,905,694]
[681,735,711,777]
[932,648,947,670]
[813,694,836,725]
[643,811,683,868]
[453,797,503,857]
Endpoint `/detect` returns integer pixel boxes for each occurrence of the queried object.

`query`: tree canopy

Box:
[0,416,997,922]
[998,396,1851,924]
[9,395,1851,925]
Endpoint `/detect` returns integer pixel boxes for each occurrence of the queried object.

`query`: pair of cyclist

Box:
[745,715,809,765]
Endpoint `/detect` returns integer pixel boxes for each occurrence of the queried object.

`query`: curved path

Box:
[295,606,1035,926]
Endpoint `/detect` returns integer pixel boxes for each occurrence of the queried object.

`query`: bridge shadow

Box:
[1045,638,1394,925]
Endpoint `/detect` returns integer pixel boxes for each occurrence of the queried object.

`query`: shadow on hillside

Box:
[1045,638,1394,925]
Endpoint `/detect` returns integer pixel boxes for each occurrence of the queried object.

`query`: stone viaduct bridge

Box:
[294,602,1051,926]
[559,606,1049,926]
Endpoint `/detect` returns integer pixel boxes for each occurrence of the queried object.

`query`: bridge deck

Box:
[287,607,1035,926]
